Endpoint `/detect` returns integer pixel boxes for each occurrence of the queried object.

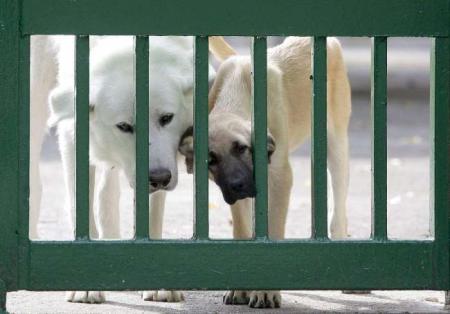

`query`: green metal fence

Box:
[0,0,449,310]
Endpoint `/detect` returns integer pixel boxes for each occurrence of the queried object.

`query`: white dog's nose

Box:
[149,168,172,189]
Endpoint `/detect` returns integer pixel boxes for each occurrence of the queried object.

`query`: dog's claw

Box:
[66,291,105,304]
[223,290,249,305]
[248,291,281,308]
[141,290,184,302]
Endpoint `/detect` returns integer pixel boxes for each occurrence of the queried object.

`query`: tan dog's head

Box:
[179,112,275,205]
[179,37,276,204]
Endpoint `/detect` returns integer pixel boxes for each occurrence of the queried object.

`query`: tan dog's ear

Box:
[208,36,237,62]
[178,126,194,174]
[268,134,276,163]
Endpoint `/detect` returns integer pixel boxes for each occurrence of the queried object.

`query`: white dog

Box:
[30,36,214,303]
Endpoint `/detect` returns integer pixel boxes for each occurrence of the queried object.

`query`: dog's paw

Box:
[248,291,281,308]
[141,290,184,302]
[223,290,250,305]
[65,291,105,303]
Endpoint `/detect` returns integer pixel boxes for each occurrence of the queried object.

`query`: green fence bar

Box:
[311,36,328,239]
[371,36,387,240]
[430,37,449,288]
[194,36,209,239]
[18,35,30,289]
[75,36,90,239]
[135,36,150,238]
[252,36,268,239]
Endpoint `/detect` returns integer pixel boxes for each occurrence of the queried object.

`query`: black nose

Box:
[149,168,172,189]
[229,179,245,192]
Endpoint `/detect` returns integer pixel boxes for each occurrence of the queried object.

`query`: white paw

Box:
[223,290,281,308]
[223,290,250,305]
[141,290,184,302]
[66,291,105,303]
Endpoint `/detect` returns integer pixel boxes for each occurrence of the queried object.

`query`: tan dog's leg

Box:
[246,161,292,308]
[328,131,349,239]
[223,199,253,305]
[142,191,184,302]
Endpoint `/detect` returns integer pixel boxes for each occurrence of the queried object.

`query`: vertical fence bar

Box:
[311,36,328,239]
[371,37,388,240]
[75,36,90,239]
[18,35,30,289]
[194,36,209,240]
[252,36,268,239]
[430,37,449,289]
[135,36,150,238]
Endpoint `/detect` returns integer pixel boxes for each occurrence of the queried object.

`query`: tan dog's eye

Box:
[233,141,248,155]
[209,151,219,166]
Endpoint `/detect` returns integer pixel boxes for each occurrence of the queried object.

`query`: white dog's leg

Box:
[328,131,349,239]
[89,165,98,239]
[95,166,121,239]
[141,191,184,303]
[149,190,166,239]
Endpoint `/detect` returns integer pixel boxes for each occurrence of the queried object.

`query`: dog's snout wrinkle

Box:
[149,168,172,189]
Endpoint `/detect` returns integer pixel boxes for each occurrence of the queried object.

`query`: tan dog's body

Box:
[207,37,351,308]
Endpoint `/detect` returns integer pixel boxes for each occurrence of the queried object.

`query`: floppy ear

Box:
[267,134,276,163]
[178,126,194,174]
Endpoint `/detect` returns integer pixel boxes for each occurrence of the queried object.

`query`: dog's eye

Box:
[116,122,134,133]
[209,152,219,166]
[235,143,248,155]
[159,113,174,127]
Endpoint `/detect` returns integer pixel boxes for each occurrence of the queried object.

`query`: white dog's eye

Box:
[116,122,134,134]
[159,113,174,127]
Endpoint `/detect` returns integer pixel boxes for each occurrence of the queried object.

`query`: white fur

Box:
[30,36,214,303]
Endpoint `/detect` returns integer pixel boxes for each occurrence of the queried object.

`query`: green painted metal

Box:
[75,36,90,239]
[194,36,209,240]
[135,36,150,238]
[0,0,20,293]
[371,37,387,240]
[311,37,328,239]
[252,36,268,239]
[26,240,444,290]
[21,0,449,36]
[430,37,449,289]
[18,35,30,290]
[0,0,449,307]
[0,280,6,312]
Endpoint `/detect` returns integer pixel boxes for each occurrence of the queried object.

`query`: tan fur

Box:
[208,37,351,307]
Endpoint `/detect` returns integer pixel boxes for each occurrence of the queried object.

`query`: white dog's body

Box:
[30,36,206,303]
[206,37,351,307]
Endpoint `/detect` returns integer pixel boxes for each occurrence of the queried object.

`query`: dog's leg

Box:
[95,166,121,239]
[246,161,292,309]
[141,191,183,303]
[328,131,349,239]
[223,198,257,306]
[89,165,98,239]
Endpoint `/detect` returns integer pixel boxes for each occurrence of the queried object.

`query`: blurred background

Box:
[35,36,432,241]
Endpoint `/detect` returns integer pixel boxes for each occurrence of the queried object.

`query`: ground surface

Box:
[6,38,446,313]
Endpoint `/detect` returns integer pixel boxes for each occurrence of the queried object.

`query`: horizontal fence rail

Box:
[21,0,449,36]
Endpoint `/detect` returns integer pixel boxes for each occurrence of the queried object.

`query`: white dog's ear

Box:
[48,86,94,127]
[267,133,276,163]
[181,64,216,96]
[178,126,194,174]
[48,86,75,127]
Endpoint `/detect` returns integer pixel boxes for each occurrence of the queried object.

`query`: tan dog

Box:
[180,36,351,308]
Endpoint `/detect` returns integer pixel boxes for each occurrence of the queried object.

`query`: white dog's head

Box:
[49,36,207,193]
